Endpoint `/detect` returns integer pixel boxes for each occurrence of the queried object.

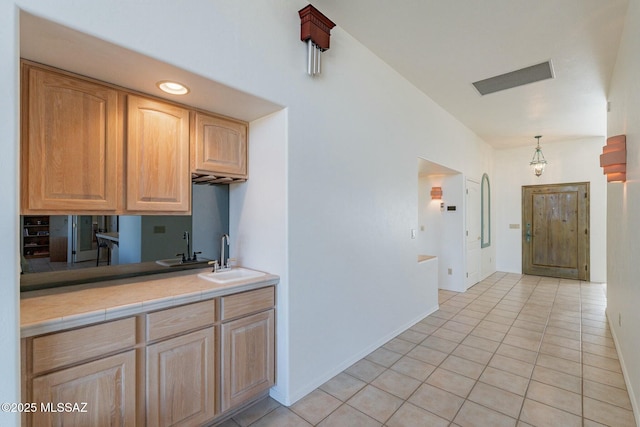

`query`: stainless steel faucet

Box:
[220,234,230,269]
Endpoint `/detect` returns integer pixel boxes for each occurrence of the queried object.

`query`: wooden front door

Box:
[522,183,590,280]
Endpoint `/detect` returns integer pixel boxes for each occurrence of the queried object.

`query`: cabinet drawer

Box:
[32,317,136,374]
[147,300,216,342]
[221,287,274,321]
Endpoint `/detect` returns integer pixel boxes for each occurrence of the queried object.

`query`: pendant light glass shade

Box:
[530,135,547,177]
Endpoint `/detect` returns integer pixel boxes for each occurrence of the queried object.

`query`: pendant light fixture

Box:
[529,135,547,177]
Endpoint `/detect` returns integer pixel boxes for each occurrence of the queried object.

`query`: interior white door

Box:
[72,215,97,262]
[466,179,481,288]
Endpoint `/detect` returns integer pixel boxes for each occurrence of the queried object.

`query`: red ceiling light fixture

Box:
[298,4,336,77]
[600,135,627,182]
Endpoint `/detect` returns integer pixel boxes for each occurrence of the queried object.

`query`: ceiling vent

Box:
[472,61,554,95]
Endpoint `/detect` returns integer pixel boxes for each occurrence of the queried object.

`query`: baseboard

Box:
[606,309,639,426]
[281,303,440,406]
[268,386,289,406]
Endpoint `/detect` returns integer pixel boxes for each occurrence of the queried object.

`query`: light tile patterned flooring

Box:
[216,272,637,426]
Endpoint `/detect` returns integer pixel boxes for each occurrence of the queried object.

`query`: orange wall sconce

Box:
[600,135,626,182]
[430,187,443,200]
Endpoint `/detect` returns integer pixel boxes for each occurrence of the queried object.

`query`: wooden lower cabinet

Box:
[221,309,275,412]
[147,327,216,427]
[23,286,276,426]
[31,350,136,427]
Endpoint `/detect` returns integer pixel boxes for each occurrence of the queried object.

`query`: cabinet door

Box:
[221,309,274,412]
[31,350,136,427]
[147,328,216,427]
[22,66,119,213]
[127,95,190,213]
[192,112,247,178]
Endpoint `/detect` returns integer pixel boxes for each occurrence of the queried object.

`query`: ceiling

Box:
[20,13,282,123]
[313,0,630,149]
[418,158,460,176]
[21,3,630,150]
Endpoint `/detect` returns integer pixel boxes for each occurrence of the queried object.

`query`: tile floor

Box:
[215,272,637,427]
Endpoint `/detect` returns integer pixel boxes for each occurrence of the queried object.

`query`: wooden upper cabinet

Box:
[21,65,120,213]
[21,62,248,215]
[191,112,248,179]
[126,95,191,213]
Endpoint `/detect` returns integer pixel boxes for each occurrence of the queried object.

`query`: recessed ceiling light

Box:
[156,80,190,95]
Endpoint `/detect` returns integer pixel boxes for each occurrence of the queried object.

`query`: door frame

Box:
[466,179,481,288]
[72,215,97,263]
[522,182,590,281]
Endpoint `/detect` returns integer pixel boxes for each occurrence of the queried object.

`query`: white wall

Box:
[6,0,494,406]
[606,0,640,420]
[418,173,468,291]
[494,138,608,282]
[417,174,447,257]
[0,3,20,425]
[229,109,290,400]
[283,29,491,401]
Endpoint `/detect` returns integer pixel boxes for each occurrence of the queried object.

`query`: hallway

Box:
[217,272,636,426]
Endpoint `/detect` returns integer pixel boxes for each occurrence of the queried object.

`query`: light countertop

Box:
[21,267,279,338]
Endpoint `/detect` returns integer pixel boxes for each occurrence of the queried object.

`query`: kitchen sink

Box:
[197,268,266,284]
